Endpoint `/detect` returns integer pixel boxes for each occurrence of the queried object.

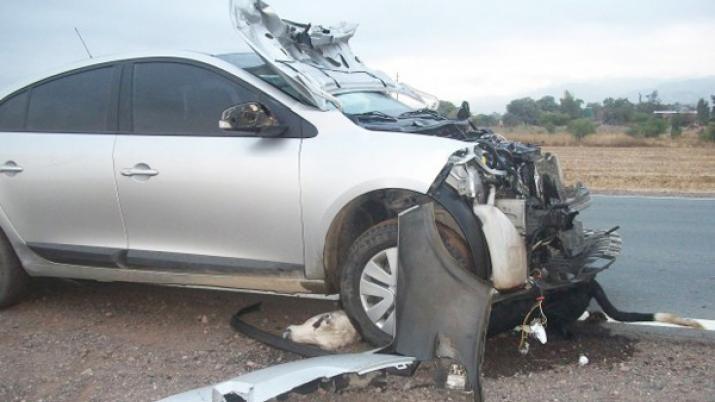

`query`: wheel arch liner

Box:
[428,182,491,280]
[394,202,495,400]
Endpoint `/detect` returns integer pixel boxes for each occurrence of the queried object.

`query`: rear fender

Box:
[0,203,35,269]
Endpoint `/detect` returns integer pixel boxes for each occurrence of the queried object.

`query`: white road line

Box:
[578,311,715,331]
[591,194,715,201]
[618,318,715,331]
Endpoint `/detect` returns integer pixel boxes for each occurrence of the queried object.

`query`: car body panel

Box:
[113,134,304,270]
[296,107,470,279]
[157,351,415,402]
[0,133,126,251]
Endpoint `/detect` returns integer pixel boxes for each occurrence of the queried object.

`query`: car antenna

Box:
[74,27,93,59]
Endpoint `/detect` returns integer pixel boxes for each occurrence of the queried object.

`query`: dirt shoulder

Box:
[1,280,713,402]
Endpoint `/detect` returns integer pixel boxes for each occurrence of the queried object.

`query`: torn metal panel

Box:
[394,202,494,401]
[157,352,415,402]
[229,0,436,110]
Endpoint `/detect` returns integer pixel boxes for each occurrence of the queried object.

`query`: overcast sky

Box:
[1,0,714,112]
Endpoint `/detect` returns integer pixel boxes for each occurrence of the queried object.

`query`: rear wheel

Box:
[340,218,477,346]
[0,229,29,308]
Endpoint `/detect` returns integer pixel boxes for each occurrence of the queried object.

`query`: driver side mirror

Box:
[219,102,287,137]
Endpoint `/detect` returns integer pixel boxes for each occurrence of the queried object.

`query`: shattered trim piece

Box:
[157,352,415,402]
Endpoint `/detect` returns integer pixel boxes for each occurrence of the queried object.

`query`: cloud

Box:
[370,21,715,103]
[1,0,714,111]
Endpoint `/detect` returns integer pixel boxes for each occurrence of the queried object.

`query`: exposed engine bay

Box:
[426,127,623,293]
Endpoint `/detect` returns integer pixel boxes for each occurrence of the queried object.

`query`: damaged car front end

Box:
[229,0,624,348]
[229,0,623,297]
[392,135,622,399]
[432,131,621,294]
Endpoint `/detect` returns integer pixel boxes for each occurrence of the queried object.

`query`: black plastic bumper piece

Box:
[394,203,494,401]
[230,303,331,358]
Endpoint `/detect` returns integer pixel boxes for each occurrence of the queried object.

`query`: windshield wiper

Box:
[398,108,446,120]
[347,111,398,122]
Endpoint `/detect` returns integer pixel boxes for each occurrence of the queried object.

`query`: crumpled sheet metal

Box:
[156,352,415,402]
[229,0,437,110]
[394,202,495,401]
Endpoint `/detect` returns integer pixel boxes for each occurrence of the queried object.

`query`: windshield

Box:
[336,92,413,116]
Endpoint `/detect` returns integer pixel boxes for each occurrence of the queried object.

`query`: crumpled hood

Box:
[229,0,436,110]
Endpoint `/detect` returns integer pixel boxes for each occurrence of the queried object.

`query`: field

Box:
[499,127,715,195]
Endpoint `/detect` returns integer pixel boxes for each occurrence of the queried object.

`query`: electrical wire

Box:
[518,296,548,354]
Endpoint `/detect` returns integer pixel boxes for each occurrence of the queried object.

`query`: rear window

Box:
[27,67,115,132]
[0,91,28,131]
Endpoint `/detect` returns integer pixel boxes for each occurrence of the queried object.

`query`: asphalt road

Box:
[580,195,715,320]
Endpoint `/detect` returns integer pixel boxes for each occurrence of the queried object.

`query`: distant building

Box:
[653,110,697,124]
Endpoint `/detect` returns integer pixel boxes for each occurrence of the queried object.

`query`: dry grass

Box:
[544,146,715,194]
[492,126,715,194]
[500,126,710,148]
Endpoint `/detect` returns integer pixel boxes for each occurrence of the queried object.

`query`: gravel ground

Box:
[1,279,713,402]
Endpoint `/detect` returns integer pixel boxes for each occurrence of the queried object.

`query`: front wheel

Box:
[340,218,477,346]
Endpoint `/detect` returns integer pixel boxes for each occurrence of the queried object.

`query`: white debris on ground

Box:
[578,354,589,366]
[516,320,548,355]
[530,321,547,344]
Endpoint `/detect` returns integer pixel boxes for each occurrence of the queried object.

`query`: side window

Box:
[0,91,28,131]
[132,62,257,135]
[27,67,115,132]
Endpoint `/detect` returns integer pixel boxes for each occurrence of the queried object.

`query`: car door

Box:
[113,60,305,274]
[0,65,127,266]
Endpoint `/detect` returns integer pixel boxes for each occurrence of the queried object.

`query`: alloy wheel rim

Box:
[359,247,398,336]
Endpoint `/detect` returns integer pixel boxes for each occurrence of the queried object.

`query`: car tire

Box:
[0,229,29,308]
[340,218,477,346]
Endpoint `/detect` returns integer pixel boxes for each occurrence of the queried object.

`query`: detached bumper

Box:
[394,202,494,400]
[157,352,415,402]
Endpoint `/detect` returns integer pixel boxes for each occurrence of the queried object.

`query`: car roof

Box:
[0,50,254,101]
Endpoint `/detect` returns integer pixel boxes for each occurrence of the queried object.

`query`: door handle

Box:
[0,161,23,175]
[121,164,159,177]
